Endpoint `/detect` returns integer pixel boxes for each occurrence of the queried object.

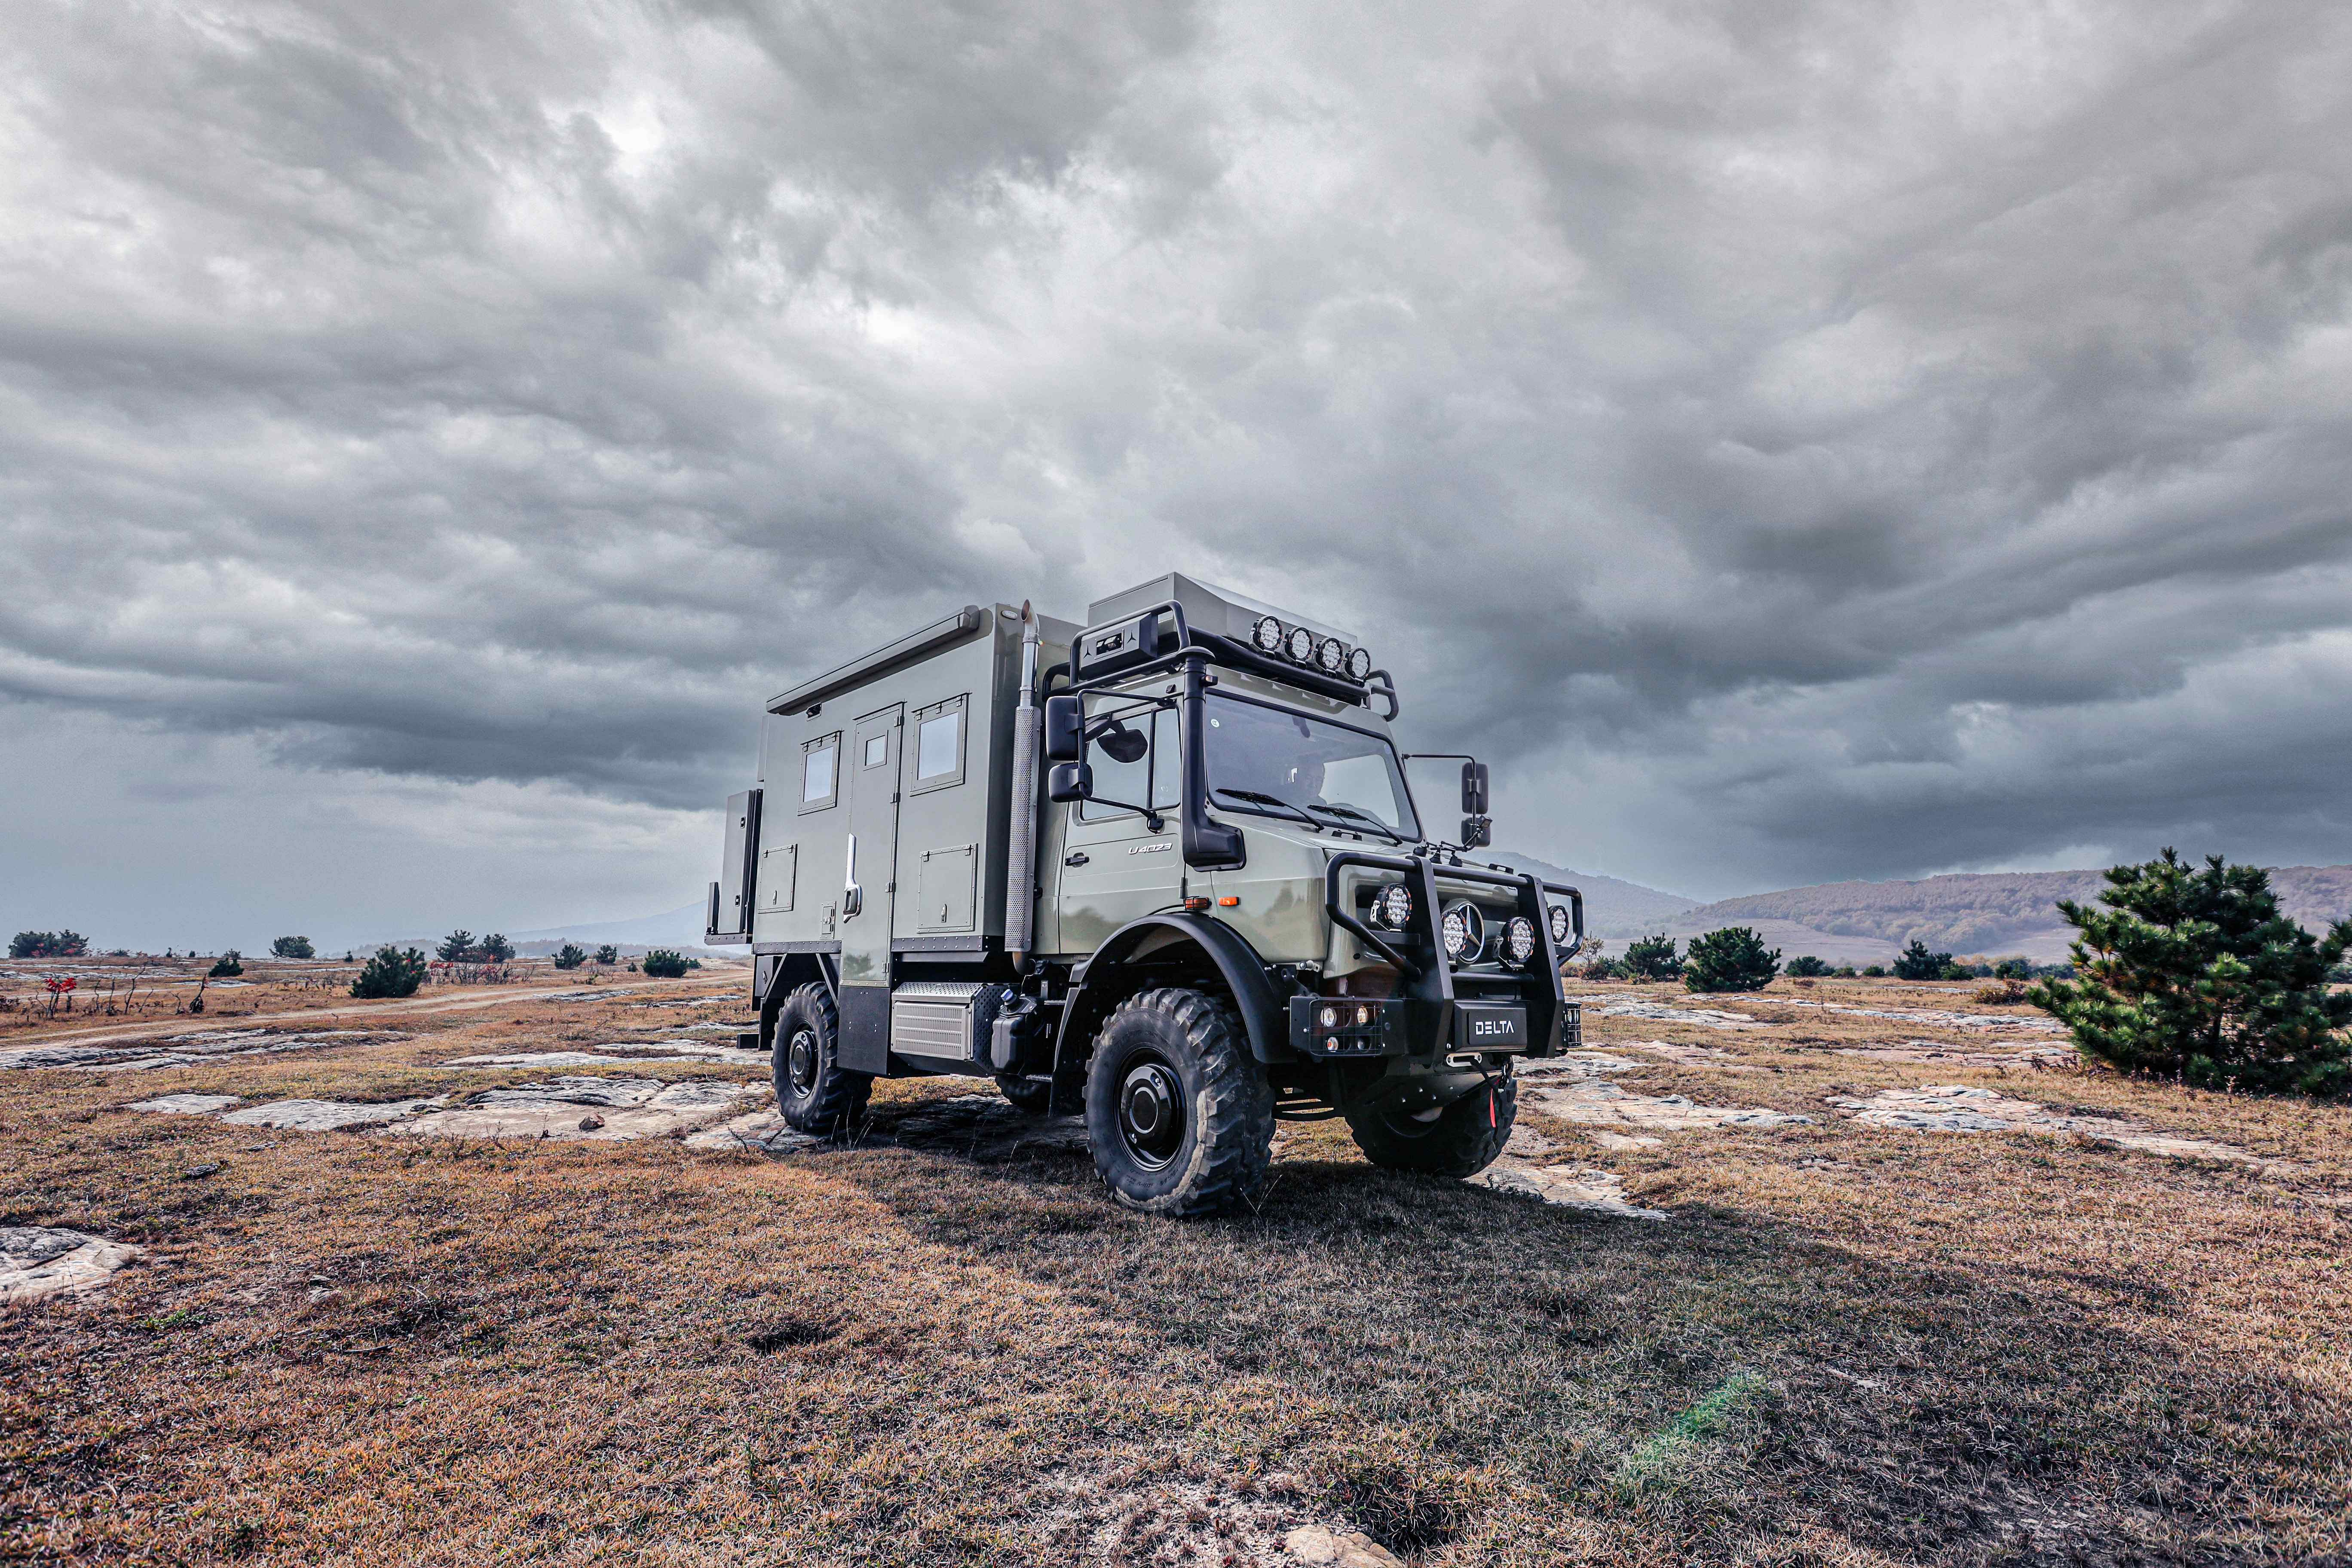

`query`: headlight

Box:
[1347,646,1372,680]
[1316,637,1345,674]
[1547,904,1573,946]
[1501,916,1537,968]
[1318,1003,1339,1029]
[1284,625,1316,663]
[1440,900,1485,964]
[1253,615,1284,653]
[1371,883,1412,929]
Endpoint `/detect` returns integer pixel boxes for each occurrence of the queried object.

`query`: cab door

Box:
[1056,702,1183,952]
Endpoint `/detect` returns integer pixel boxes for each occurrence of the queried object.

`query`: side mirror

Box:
[1044,695,1082,763]
[1048,761,1093,804]
[1461,761,1490,816]
[1461,814,1492,849]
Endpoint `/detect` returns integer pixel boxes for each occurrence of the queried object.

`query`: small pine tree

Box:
[641,948,690,979]
[1892,940,1953,981]
[1683,927,1780,992]
[10,930,89,959]
[478,932,515,962]
[437,930,475,962]
[552,943,588,970]
[1619,934,1683,982]
[2030,849,2352,1098]
[270,936,315,959]
[207,950,244,978]
[1784,955,1831,977]
[1861,965,1886,977]
[352,946,429,999]
[594,944,619,966]
[1993,958,2031,980]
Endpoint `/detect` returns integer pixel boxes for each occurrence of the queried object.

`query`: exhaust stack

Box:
[1003,601,1042,971]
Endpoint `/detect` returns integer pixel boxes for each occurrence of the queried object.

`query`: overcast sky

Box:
[6,0,2351,950]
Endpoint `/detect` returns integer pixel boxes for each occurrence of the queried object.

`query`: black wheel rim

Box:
[1116,1055,1186,1171]
[786,1029,820,1096]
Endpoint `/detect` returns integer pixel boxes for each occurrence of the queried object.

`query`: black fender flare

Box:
[1054,914,1288,1069]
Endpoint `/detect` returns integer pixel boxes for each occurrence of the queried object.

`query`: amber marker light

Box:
[1217,895,1239,906]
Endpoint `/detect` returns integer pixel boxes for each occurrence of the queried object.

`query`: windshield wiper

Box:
[1210,787,1323,831]
[1308,802,1407,845]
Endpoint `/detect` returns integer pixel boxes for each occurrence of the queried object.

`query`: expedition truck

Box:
[706,574,1583,1216]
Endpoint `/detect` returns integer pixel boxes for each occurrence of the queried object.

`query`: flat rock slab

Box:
[1522,1078,1815,1131]
[1835,1039,2079,1069]
[684,1112,829,1154]
[1471,1159,1670,1218]
[1,1227,144,1305]
[1833,1084,2291,1170]
[5,1028,410,1072]
[1285,1525,1407,1566]
[444,1041,767,1069]
[1772,998,2067,1034]
[1519,1050,1638,1078]
[218,1096,449,1131]
[126,1093,244,1115]
[1569,995,1770,1030]
[387,1078,761,1141]
[1617,1038,1760,1070]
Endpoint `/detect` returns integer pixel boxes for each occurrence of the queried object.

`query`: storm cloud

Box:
[6,0,2351,940]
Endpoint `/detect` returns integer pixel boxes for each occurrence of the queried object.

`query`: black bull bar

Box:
[1306,852,1585,1060]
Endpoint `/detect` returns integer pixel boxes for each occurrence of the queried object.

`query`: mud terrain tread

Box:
[1345,1070,1516,1178]
[1087,987,1274,1218]
[773,982,870,1135]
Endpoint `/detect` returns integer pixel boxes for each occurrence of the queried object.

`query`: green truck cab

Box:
[708,574,1581,1215]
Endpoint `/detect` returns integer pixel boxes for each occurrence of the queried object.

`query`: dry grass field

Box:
[4,972,2348,1566]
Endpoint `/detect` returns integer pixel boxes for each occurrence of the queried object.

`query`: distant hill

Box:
[1485,854,1701,939]
[1675,864,2352,962]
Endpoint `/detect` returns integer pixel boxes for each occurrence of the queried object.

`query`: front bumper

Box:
[1287,995,1581,1060]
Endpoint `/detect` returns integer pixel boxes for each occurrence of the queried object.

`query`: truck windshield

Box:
[1203,694,1420,840]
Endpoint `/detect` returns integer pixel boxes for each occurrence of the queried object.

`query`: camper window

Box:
[911,695,968,793]
[799,733,840,812]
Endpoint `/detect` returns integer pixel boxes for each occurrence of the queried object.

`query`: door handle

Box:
[843,834,864,918]
[1064,851,1089,867]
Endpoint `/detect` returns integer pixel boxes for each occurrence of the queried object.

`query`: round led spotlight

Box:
[1316,637,1346,674]
[1318,1003,1339,1029]
[1346,646,1373,681]
[1547,904,1574,946]
[1252,615,1284,653]
[1284,625,1317,663]
[1439,900,1485,965]
[1371,883,1412,930]
[1501,916,1537,969]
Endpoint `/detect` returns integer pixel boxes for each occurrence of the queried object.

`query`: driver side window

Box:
[1079,702,1178,822]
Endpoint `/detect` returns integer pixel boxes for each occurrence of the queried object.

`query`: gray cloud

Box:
[5,0,2352,931]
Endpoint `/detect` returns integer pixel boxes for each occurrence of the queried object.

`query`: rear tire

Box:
[1344,1070,1516,1177]
[1085,988,1273,1217]
[772,983,871,1135]
[995,1074,1054,1115]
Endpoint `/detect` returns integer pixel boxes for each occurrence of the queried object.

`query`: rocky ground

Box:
[3,973,2348,1565]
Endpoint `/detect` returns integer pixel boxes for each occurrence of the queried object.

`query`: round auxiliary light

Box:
[1347,646,1373,681]
[1547,904,1574,946]
[1440,900,1485,965]
[1501,915,1537,969]
[1356,1003,1375,1026]
[1253,615,1285,653]
[1284,625,1317,664]
[1317,637,1346,674]
[1372,883,1413,930]
[1318,1003,1340,1029]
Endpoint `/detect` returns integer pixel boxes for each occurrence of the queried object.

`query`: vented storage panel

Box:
[887,980,1009,1067]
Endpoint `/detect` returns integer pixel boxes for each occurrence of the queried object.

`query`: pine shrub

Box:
[352,946,429,999]
[207,951,244,978]
[1619,934,1683,982]
[1784,955,1831,977]
[1892,940,1954,981]
[270,936,315,959]
[1683,927,1780,993]
[553,943,588,970]
[641,949,690,978]
[2031,849,2352,1098]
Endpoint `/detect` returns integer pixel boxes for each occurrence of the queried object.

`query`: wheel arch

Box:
[1054,914,1287,1072]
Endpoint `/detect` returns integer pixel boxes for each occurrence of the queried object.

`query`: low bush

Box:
[1861,965,1886,977]
[1784,955,1831,977]
[641,949,690,979]
[1618,934,1683,982]
[207,951,244,978]
[594,945,619,966]
[352,946,429,999]
[478,932,515,962]
[553,943,588,971]
[1892,940,1954,981]
[1683,927,1780,993]
[10,930,88,959]
[270,936,315,959]
[2031,848,2352,1098]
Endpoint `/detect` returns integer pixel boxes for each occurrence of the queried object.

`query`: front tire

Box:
[771,982,871,1135]
[1084,988,1273,1217]
[1344,1070,1516,1177]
